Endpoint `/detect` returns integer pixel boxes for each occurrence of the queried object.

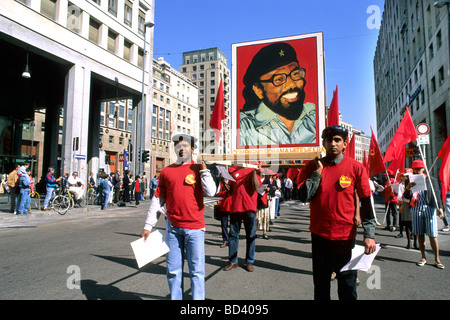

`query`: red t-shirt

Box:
[155,162,205,229]
[384,178,398,203]
[228,167,260,214]
[299,156,371,240]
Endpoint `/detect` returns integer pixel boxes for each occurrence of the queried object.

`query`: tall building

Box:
[151,57,199,170]
[374,0,450,175]
[179,48,231,155]
[0,0,155,186]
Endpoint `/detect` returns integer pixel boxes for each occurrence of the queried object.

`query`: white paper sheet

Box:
[257,184,268,195]
[217,166,236,182]
[408,174,427,193]
[130,230,170,268]
[340,244,381,272]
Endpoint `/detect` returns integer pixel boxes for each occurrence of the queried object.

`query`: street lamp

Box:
[140,20,154,175]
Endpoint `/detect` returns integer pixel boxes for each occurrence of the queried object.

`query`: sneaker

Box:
[441,227,450,232]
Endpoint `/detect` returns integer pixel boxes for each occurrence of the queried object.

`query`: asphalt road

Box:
[0,194,449,303]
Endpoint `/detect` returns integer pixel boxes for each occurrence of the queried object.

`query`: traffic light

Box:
[141,149,150,163]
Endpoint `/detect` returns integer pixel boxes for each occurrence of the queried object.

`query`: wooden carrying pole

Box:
[198,151,321,164]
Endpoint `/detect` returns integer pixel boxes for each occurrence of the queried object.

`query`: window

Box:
[439,66,445,85]
[124,40,132,62]
[109,136,114,143]
[67,2,81,33]
[108,30,118,53]
[437,30,442,49]
[431,76,436,93]
[124,1,132,27]
[138,12,145,36]
[429,43,434,60]
[41,0,56,20]
[89,18,101,44]
[108,0,117,17]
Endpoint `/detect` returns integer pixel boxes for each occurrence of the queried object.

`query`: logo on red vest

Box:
[185,174,196,185]
[339,175,352,189]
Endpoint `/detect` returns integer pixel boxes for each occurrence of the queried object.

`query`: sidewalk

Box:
[0,193,144,225]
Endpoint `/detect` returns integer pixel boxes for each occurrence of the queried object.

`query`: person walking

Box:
[100,174,113,210]
[402,160,445,269]
[17,166,31,215]
[297,125,377,300]
[223,165,262,272]
[7,164,20,214]
[133,175,141,207]
[383,170,399,232]
[122,170,131,204]
[140,133,216,300]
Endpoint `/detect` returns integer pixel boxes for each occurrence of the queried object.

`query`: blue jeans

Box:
[18,189,31,214]
[44,186,55,208]
[445,195,450,226]
[165,219,205,300]
[102,191,110,209]
[228,211,256,264]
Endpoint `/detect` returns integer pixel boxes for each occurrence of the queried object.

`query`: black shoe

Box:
[395,233,403,238]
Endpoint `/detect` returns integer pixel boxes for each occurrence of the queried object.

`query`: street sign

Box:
[74,154,86,160]
[119,154,124,162]
[418,134,430,145]
[416,123,430,135]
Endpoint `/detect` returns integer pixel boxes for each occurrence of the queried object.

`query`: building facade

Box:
[179,48,231,155]
[0,0,155,188]
[374,0,450,175]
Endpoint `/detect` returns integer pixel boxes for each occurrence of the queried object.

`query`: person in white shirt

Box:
[68,172,85,203]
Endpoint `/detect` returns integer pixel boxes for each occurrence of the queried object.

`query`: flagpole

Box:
[428,156,439,172]
[416,140,440,210]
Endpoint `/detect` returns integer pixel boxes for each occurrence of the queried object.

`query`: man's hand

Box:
[438,208,444,219]
[314,157,323,174]
[364,238,376,254]
[140,229,151,241]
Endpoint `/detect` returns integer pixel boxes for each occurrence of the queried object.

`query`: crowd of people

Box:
[1,163,159,214]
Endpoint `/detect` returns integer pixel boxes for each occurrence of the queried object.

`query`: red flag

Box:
[363,149,368,174]
[346,134,355,159]
[286,161,300,181]
[384,107,418,163]
[438,133,450,161]
[327,85,339,126]
[209,78,225,142]
[367,126,385,177]
[439,134,450,206]
[387,145,405,181]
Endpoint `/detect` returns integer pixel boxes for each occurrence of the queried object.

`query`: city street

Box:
[0,194,449,303]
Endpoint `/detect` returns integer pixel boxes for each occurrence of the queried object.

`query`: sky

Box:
[151,0,385,136]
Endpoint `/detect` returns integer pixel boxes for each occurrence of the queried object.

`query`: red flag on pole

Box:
[384,107,418,163]
[439,133,450,206]
[346,134,355,159]
[209,78,225,142]
[286,161,300,181]
[363,149,369,174]
[367,126,386,177]
[438,133,450,161]
[327,85,339,126]
[387,145,405,181]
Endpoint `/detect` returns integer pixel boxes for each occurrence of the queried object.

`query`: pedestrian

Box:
[7,164,20,214]
[122,170,131,203]
[402,160,445,269]
[100,173,112,210]
[97,172,104,206]
[43,167,62,211]
[397,169,418,249]
[142,171,148,199]
[113,170,121,204]
[88,172,97,193]
[284,176,293,201]
[149,175,158,199]
[383,170,399,232]
[297,125,377,300]
[223,165,262,272]
[133,175,141,207]
[17,166,31,215]
[140,133,216,300]
[216,176,232,248]
[444,191,450,233]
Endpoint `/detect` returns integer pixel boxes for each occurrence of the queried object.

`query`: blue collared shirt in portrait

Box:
[240,101,316,146]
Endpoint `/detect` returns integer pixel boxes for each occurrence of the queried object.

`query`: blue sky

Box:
[152,0,385,136]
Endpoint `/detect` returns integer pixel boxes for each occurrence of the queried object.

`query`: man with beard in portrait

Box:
[240,42,316,146]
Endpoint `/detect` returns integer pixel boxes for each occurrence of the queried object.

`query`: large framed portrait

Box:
[231,33,325,158]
